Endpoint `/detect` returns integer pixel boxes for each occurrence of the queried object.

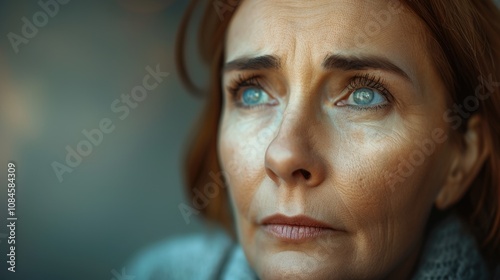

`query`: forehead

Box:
[225,0,426,75]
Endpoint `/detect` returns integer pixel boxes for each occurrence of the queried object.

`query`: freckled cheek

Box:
[325,145,434,265]
[332,137,431,216]
[332,140,441,247]
[218,124,273,215]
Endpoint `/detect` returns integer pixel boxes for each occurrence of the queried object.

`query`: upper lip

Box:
[261,214,334,229]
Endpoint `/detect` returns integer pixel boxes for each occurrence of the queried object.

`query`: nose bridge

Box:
[264,92,325,188]
[270,94,314,155]
[278,104,309,142]
[277,81,317,139]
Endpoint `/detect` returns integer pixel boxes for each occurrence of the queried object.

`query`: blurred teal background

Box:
[0,0,208,279]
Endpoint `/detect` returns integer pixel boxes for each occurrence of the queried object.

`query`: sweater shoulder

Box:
[127,229,234,280]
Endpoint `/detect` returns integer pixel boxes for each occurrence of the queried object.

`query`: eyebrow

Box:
[322,54,411,82]
[223,53,412,82]
[224,55,281,72]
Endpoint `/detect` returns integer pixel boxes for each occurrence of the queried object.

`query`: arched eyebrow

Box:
[224,55,281,72]
[322,54,412,82]
[224,53,411,83]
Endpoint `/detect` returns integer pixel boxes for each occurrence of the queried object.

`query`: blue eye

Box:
[346,87,387,107]
[241,88,270,107]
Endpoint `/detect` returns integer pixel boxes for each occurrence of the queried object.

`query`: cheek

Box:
[331,109,447,200]
[332,138,435,223]
[329,120,449,258]
[218,117,277,217]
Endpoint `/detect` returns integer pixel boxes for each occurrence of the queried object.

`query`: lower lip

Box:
[263,224,334,241]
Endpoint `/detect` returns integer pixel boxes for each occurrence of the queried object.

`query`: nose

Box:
[264,112,326,188]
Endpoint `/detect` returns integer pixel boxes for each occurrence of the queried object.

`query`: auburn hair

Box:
[175,0,500,260]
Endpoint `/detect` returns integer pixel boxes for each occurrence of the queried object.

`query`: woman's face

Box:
[218,0,455,279]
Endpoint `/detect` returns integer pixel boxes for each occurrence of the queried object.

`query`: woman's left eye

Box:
[344,87,388,108]
[240,87,271,107]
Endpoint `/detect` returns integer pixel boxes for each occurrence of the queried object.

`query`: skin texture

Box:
[217,0,488,279]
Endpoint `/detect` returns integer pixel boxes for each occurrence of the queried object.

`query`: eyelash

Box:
[226,73,392,110]
[227,74,266,109]
[343,73,392,111]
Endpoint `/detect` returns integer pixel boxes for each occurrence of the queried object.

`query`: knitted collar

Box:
[411,214,489,279]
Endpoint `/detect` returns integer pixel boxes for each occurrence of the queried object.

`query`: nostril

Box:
[299,169,311,180]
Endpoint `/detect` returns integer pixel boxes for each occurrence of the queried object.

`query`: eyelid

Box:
[226,74,277,109]
[333,73,393,110]
[226,74,262,94]
[225,73,393,110]
[346,74,391,99]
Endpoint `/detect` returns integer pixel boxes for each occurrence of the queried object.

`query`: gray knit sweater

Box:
[128,215,496,279]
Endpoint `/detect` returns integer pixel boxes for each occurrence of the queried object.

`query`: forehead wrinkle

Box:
[226,0,433,99]
[226,0,390,62]
[281,27,312,93]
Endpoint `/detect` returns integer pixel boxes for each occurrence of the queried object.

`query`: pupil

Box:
[353,89,374,105]
[243,89,261,104]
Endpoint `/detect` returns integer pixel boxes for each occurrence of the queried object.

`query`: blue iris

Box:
[242,88,265,106]
[350,88,385,106]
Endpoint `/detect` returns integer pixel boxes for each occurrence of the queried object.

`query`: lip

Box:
[260,214,338,242]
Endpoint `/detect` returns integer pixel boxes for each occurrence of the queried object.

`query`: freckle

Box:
[352,130,365,142]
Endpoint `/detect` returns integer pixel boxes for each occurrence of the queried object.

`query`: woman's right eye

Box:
[344,87,388,108]
[238,87,272,108]
[227,75,276,109]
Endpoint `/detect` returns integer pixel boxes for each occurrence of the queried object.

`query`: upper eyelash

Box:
[226,74,268,109]
[346,73,392,102]
[227,74,262,97]
[225,73,393,109]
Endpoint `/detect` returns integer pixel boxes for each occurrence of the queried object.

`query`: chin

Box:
[255,251,346,280]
